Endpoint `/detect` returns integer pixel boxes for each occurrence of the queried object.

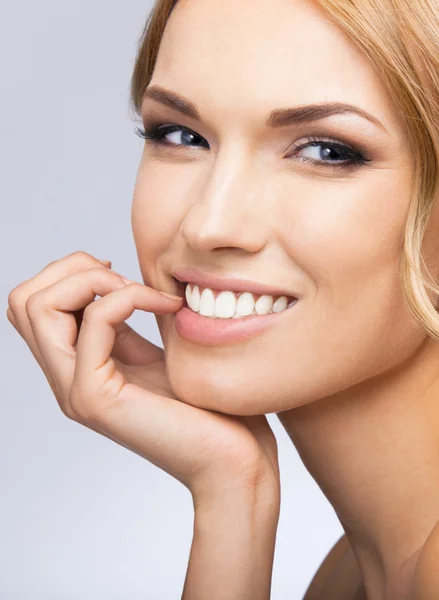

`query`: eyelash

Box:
[134,123,371,170]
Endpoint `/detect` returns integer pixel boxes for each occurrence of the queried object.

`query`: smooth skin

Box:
[7,0,439,598]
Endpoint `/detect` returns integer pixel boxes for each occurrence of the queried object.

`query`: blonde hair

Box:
[129,0,439,340]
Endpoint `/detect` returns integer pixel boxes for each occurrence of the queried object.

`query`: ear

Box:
[412,521,439,599]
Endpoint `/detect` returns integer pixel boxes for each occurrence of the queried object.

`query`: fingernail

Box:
[99,260,112,267]
[159,291,183,300]
[121,276,136,285]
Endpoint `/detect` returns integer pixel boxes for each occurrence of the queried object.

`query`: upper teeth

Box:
[185,283,297,319]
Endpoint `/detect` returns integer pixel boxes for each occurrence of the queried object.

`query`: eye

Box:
[288,136,370,169]
[135,124,209,149]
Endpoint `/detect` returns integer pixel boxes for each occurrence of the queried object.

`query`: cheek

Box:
[131,160,194,277]
[271,172,423,388]
[278,171,410,307]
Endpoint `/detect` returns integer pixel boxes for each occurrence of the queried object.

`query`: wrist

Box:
[191,460,281,513]
[192,476,281,521]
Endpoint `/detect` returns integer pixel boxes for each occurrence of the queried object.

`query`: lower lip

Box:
[174,301,299,345]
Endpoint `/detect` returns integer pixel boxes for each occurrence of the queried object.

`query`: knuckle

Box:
[81,302,99,323]
[7,286,24,312]
[25,290,46,315]
[70,250,91,260]
[68,250,99,268]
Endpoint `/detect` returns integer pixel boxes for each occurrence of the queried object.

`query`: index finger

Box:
[72,283,182,411]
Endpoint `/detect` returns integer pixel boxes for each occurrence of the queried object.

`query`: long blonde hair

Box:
[129,0,439,340]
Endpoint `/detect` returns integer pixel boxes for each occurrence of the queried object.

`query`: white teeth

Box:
[273,296,288,312]
[215,291,236,318]
[254,295,273,315]
[199,288,215,316]
[235,292,255,317]
[190,284,201,312]
[185,283,296,319]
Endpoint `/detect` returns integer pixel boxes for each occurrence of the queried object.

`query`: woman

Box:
[6,0,439,598]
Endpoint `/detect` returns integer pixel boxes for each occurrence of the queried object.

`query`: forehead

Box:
[150,0,404,138]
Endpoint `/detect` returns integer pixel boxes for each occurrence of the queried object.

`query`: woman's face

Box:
[131,0,431,415]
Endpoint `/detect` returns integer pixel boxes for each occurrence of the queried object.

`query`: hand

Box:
[6,251,280,505]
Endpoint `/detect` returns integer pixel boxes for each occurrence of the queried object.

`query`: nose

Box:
[179,151,270,254]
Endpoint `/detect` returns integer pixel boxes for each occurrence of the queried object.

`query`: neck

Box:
[278,336,439,599]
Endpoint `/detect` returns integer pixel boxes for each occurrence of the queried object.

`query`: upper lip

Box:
[172,266,300,298]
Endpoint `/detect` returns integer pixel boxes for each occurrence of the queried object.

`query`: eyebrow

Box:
[142,85,388,133]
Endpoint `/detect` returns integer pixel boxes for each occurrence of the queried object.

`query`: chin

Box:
[163,352,313,416]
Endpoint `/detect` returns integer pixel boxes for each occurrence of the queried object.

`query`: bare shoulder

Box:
[412,521,439,600]
[302,533,363,600]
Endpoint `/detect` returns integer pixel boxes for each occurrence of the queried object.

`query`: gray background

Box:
[1,1,343,598]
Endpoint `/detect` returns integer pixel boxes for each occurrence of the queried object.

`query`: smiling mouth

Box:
[172,282,300,345]
[177,279,298,320]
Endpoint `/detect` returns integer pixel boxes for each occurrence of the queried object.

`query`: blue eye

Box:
[289,136,369,168]
[135,124,209,149]
[134,124,370,169]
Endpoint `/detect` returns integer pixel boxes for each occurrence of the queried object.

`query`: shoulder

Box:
[412,521,439,600]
